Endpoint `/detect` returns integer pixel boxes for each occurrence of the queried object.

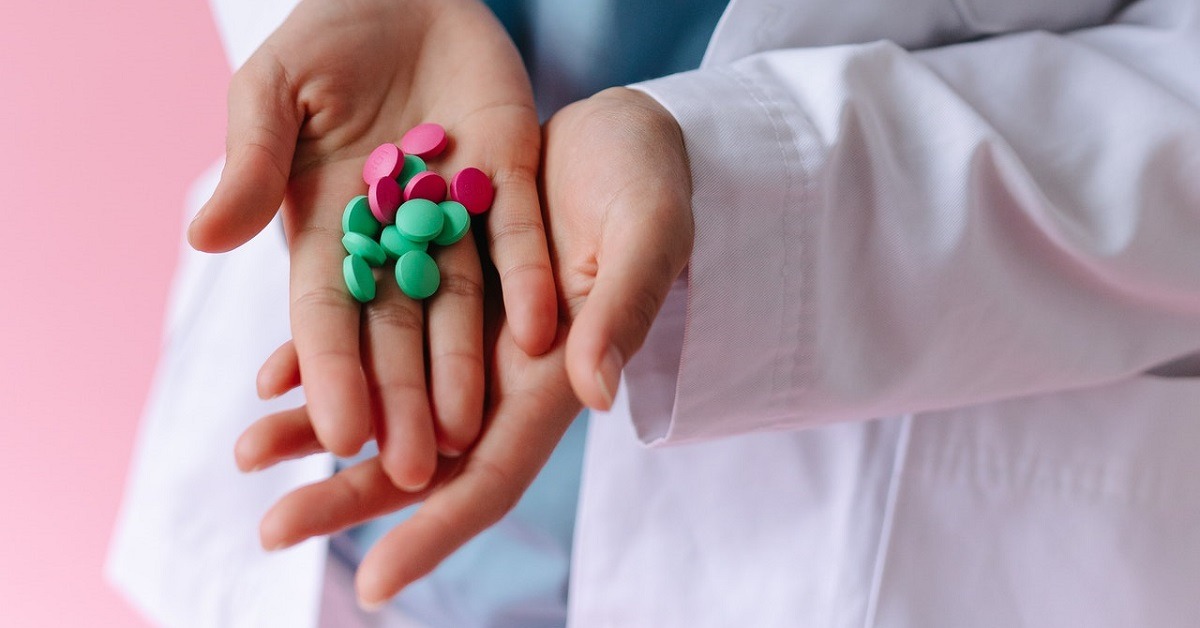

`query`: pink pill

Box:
[404,171,447,203]
[363,143,404,185]
[400,123,449,160]
[368,177,403,224]
[450,167,494,215]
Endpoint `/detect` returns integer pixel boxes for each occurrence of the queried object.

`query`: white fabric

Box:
[574,0,1200,625]
[108,0,1200,626]
[106,162,333,627]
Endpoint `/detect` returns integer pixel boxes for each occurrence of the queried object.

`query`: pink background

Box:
[0,1,229,624]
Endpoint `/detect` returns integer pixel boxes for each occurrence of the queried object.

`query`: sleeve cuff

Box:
[623,61,820,445]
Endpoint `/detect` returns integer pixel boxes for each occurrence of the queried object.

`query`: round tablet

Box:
[433,200,471,246]
[363,143,404,185]
[396,154,427,189]
[396,250,440,300]
[343,255,376,302]
[400,123,448,159]
[450,167,494,215]
[395,199,445,242]
[380,225,429,259]
[342,195,381,238]
[404,171,447,203]
[368,177,402,224]
[342,232,387,267]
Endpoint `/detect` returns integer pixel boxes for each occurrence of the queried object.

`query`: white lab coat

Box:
[108,0,1200,626]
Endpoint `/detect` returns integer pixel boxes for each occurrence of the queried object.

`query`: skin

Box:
[238,87,695,608]
[188,0,558,491]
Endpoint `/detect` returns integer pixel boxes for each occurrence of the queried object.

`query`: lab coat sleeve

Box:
[623,0,1200,445]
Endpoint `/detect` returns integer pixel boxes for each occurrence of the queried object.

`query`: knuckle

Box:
[364,301,423,336]
[436,271,484,301]
[303,344,358,367]
[290,223,343,247]
[488,217,546,248]
[490,164,537,193]
[332,469,372,509]
[240,138,291,182]
[469,456,522,518]
[432,348,482,368]
[499,260,553,286]
[294,284,355,313]
[564,293,588,321]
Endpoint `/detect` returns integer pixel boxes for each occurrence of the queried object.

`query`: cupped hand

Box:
[541,87,694,410]
[188,0,557,490]
[235,86,695,608]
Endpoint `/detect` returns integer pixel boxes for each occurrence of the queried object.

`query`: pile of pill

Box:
[342,123,494,302]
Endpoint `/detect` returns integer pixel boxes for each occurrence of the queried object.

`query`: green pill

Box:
[395,199,445,243]
[343,255,376,302]
[342,195,381,238]
[432,200,471,246]
[396,154,427,188]
[396,250,440,300]
[380,224,429,259]
[342,232,387,267]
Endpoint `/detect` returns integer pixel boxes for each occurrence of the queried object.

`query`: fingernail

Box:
[438,445,463,458]
[358,597,385,613]
[400,478,430,493]
[191,203,211,226]
[595,346,623,409]
[186,214,206,243]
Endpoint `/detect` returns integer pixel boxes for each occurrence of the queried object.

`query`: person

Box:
[110,0,720,625]
[111,0,1200,626]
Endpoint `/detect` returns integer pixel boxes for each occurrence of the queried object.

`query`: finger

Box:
[363,273,438,492]
[189,54,300,253]
[257,339,301,400]
[234,406,324,473]
[287,164,374,457]
[426,230,485,456]
[355,350,580,606]
[486,165,559,357]
[259,457,441,551]
[565,202,692,411]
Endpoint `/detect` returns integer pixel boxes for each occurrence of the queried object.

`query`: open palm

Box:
[236,87,695,608]
[189,0,557,491]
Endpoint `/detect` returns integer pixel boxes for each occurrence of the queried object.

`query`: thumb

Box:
[188,57,300,253]
[565,207,692,411]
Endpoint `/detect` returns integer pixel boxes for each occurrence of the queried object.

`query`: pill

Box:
[404,171,447,203]
[396,250,440,300]
[342,195,381,238]
[396,154,427,189]
[342,232,387,267]
[344,255,377,302]
[432,201,471,246]
[395,199,445,242]
[380,224,429,259]
[400,123,449,159]
[450,167,494,215]
[363,143,404,185]
[368,177,403,224]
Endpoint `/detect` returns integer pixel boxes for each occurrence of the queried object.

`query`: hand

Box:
[235,86,694,607]
[542,87,693,410]
[188,0,557,490]
[239,301,580,608]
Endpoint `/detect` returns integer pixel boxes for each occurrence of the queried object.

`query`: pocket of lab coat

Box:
[872,376,1200,627]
